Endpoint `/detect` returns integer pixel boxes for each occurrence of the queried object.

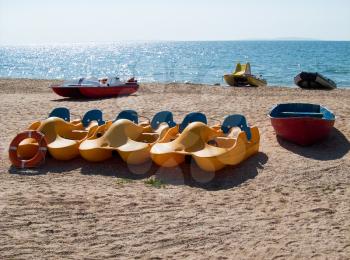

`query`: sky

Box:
[0,0,349,44]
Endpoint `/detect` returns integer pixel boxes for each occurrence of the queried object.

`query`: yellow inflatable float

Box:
[151,115,260,171]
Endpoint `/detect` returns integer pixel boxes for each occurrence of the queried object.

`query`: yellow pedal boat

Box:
[78,111,210,164]
[17,117,99,161]
[151,115,260,172]
[16,108,106,161]
[224,62,267,87]
[79,118,177,164]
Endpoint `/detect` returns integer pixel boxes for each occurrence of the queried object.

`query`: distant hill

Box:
[242,37,321,41]
[273,37,321,41]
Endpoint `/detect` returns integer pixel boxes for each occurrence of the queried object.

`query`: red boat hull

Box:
[270,117,334,146]
[51,83,138,98]
[78,84,138,98]
[51,85,82,98]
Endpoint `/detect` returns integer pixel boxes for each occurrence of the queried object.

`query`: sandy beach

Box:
[0,78,349,259]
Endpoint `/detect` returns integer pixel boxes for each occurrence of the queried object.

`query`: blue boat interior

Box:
[269,103,335,120]
[115,110,139,124]
[179,112,207,133]
[151,111,176,129]
[49,107,70,122]
[221,114,252,140]
[82,109,105,127]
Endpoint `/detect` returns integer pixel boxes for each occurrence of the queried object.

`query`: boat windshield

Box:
[63,78,84,86]
[108,77,122,85]
[63,76,122,86]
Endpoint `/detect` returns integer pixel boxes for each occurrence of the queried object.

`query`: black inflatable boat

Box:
[294,72,336,90]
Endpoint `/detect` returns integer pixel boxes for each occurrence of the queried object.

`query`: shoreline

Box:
[1,77,350,89]
[0,78,349,259]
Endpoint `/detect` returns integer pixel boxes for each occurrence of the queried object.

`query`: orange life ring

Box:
[9,130,47,168]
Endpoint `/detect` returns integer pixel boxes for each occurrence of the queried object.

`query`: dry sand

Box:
[0,78,349,259]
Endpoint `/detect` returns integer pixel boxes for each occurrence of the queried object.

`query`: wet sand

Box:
[0,78,349,259]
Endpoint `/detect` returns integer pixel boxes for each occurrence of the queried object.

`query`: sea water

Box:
[0,41,349,87]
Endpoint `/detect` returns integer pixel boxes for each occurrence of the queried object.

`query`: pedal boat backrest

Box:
[114,110,139,124]
[179,112,207,133]
[233,62,251,76]
[82,109,105,127]
[49,107,70,122]
[221,114,252,140]
[151,111,176,130]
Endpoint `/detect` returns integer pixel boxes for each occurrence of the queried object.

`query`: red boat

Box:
[51,77,139,98]
[269,103,335,146]
[50,85,82,98]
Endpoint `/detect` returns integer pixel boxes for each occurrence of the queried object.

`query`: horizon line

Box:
[1,39,350,46]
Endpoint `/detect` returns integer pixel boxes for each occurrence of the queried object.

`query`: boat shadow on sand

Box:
[153,152,268,190]
[277,127,350,161]
[9,152,268,191]
[50,93,139,102]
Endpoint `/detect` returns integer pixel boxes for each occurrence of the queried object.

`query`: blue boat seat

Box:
[281,112,323,118]
[179,112,207,133]
[269,103,335,121]
[151,111,176,129]
[82,109,105,127]
[221,114,252,140]
[48,107,70,122]
[114,110,138,124]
